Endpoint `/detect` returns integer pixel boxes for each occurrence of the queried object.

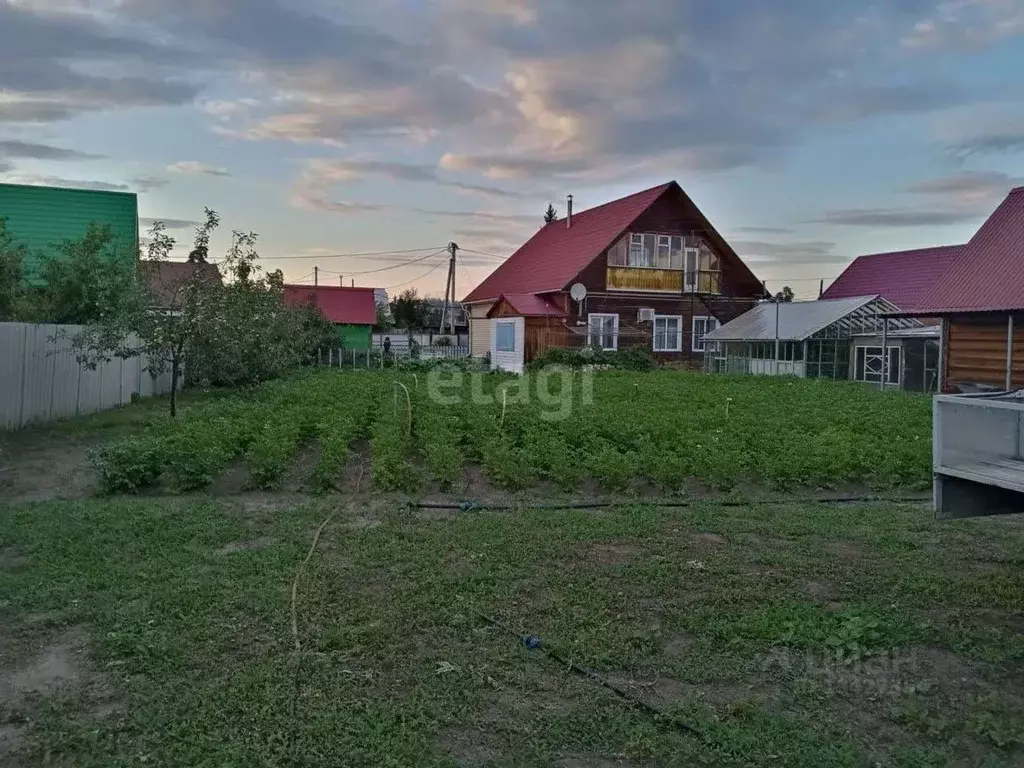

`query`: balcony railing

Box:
[606,266,722,294]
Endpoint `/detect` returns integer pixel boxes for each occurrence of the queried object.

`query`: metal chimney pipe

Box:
[566,194,573,228]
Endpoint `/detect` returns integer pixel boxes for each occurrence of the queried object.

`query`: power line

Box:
[461,249,507,260]
[342,248,449,277]
[384,259,448,290]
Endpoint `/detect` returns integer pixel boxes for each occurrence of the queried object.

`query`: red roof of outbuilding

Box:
[463,183,674,303]
[911,187,1024,314]
[283,285,376,325]
[822,244,965,311]
[487,293,567,318]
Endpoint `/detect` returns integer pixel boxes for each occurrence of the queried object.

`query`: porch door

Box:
[491,317,525,374]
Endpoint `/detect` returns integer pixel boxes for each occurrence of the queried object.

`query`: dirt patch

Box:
[663,634,693,657]
[282,439,322,493]
[0,629,85,704]
[337,443,371,497]
[336,515,381,531]
[800,579,836,601]
[231,493,307,515]
[0,434,97,504]
[0,724,24,767]
[0,548,28,571]
[606,672,686,706]
[208,461,249,496]
[744,534,794,550]
[461,464,501,504]
[583,542,638,566]
[827,540,869,559]
[437,726,504,766]
[215,536,276,556]
[559,756,639,768]
[692,532,726,546]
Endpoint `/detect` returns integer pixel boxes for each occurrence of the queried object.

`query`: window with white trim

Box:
[653,315,683,352]
[495,321,516,352]
[692,316,719,352]
[587,313,619,350]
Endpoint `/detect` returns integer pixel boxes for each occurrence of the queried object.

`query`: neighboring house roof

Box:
[462,181,763,304]
[706,296,895,342]
[487,293,567,318]
[283,285,376,325]
[823,245,965,311]
[140,260,221,307]
[909,186,1024,314]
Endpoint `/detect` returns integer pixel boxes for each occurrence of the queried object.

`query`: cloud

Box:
[731,239,844,265]
[810,208,980,227]
[943,118,1024,158]
[733,226,795,235]
[0,173,129,192]
[0,139,103,160]
[140,217,200,231]
[168,160,230,176]
[130,175,170,192]
[902,1,1024,51]
[0,2,201,123]
[905,170,1024,209]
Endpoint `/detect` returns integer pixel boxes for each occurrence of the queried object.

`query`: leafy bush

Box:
[93,437,166,494]
[527,345,657,371]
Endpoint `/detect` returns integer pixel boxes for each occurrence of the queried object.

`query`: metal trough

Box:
[933,391,1024,518]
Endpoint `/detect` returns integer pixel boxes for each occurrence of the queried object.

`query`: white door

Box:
[491,317,525,374]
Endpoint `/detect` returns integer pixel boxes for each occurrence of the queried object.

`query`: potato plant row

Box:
[95,369,932,496]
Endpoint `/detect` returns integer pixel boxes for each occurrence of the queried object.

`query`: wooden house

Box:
[885,186,1024,391]
[462,182,766,371]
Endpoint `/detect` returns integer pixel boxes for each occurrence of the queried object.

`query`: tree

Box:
[775,286,795,303]
[544,203,559,224]
[0,217,26,321]
[375,303,395,331]
[390,288,429,330]
[34,223,136,324]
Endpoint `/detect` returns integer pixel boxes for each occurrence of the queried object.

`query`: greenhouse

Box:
[703,295,939,391]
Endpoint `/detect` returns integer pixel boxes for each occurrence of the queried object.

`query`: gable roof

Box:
[706,295,886,342]
[140,260,221,308]
[909,186,1024,314]
[487,293,566,318]
[283,285,376,325]
[462,181,763,303]
[822,245,965,311]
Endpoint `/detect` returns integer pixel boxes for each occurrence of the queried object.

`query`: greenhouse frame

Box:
[703,295,940,391]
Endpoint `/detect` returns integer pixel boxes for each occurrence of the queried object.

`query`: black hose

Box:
[474,612,709,744]
[416,496,929,511]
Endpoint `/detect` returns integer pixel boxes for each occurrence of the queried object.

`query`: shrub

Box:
[527,345,657,372]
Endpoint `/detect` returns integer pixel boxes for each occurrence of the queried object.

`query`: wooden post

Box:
[938,318,948,392]
[773,300,780,376]
[881,319,889,389]
[1006,314,1015,391]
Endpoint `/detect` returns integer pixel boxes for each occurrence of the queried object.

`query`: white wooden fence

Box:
[0,322,174,430]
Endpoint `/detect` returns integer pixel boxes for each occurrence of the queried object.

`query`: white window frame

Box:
[692,316,719,353]
[683,247,700,292]
[495,320,517,353]
[587,313,619,351]
[653,315,683,352]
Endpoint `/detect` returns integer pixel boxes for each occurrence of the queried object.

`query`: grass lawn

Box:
[1,496,1023,766]
[0,370,1020,766]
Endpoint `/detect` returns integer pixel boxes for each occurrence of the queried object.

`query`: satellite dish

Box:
[570,283,587,302]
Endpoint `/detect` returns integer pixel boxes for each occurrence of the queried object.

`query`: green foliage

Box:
[389,288,429,330]
[775,286,795,302]
[543,202,559,223]
[33,222,136,324]
[0,216,27,320]
[92,437,165,494]
[527,345,657,371]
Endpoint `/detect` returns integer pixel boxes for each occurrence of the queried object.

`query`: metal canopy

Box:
[705,295,918,342]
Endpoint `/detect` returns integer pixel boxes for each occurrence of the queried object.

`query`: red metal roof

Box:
[462,183,676,303]
[283,285,376,325]
[487,293,567,318]
[822,244,965,311]
[910,187,1024,314]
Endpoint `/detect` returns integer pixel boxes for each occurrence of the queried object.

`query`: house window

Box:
[495,321,516,352]
[653,315,683,352]
[683,247,700,292]
[629,234,649,267]
[655,236,673,269]
[854,346,900,385]
[588,313,619,350]
[692,316,719,352]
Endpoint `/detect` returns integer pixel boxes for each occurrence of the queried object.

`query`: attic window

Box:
[610,233,691,270]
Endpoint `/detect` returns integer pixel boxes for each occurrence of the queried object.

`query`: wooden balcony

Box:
[606,267,722,294]
[606,267,681,293]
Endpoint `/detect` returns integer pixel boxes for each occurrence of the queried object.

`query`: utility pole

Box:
[439,241,459,336]
[314,266,319,286]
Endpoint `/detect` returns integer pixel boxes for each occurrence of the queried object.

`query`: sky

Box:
[2,0,1024,299]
